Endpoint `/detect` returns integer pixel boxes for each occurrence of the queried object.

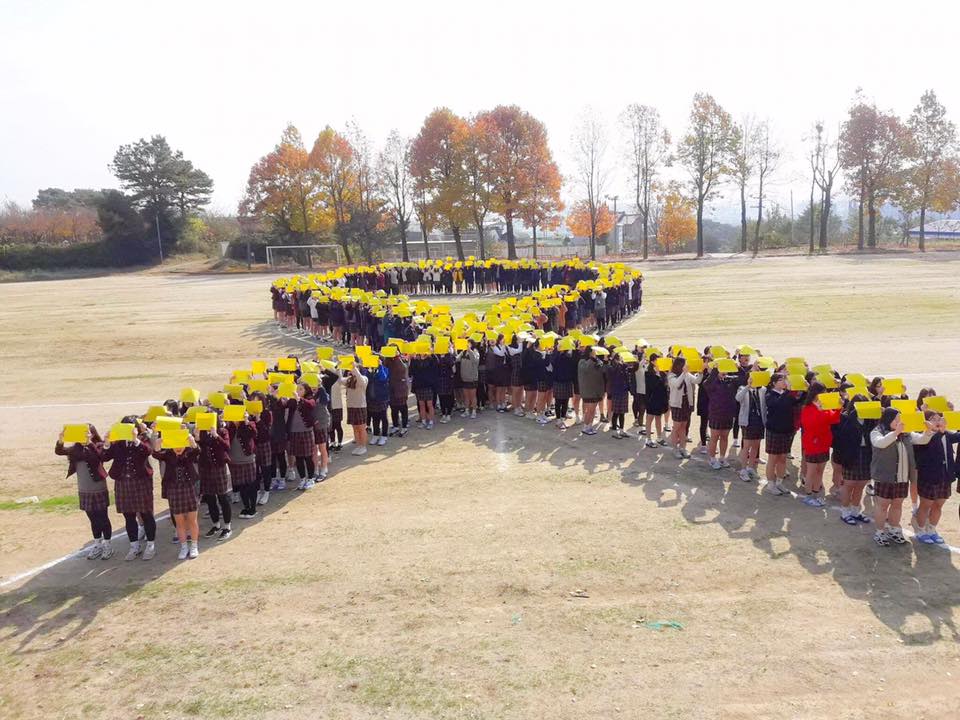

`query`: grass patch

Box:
[0,495,77,512]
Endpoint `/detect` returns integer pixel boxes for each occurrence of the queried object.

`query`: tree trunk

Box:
[808,181,815,254]
[753,175,763,256]
[919,205,926,252]
[819,189,830,252]
[739,183,747,252]
[475,219,486,261]
[857,171,865,250]
[338,228,352,264]
[695,201,704,258]
[532,224,538,260]
[505,211,517,260]
[451,225,465,260]
[421,227,430,260]
[399,222,409,261]
[642,214,649,261]
[867,193,877,248]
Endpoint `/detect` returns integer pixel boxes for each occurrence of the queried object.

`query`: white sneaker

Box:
[460,411,469,418]
[720,459,731,468]
[776,482,791,496]
[125,541,141,561]
[709,458,722,470]
[738,469,752,482]
[178,542,189,560]
[351,446,367,456]
[470,410,477,419]
[377,436,386,446]
[296,478,306,490]
[369,435,379,445]
[256,489,264,504]
[732,439,740,448]
[99,540,114,560]
[141,541,155,560]
[275,479,287,491]
[673,447,684,459]
[285,468,297,483]
[439,415,449,424]
[765,483,785,496]
[188,541,199,559]
[698,445,708,455]
[258,490,270,505]
[302,478,316,490]
[87,542,103,560]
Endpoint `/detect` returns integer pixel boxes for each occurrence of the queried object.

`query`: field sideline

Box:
[1,254,959,719]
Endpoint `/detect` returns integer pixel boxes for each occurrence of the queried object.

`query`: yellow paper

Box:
[750,371,771,388]
[557,337,576,352]
[788,374,809,392]
[844,373,867,386]
[232,370,251,383]
[656,357,673,372]
[593,347,610,357]
[223,405,246,423]
[248,379,269,394]
[355,345,373,357]
[179,388,200,404]
[620,352,638,364]
[710,345,729,359]
[362,355,380,369]
[538,336,556,349]
[208,392,227,409]
[109,423,135,442]
[320,359,337,371]
[142,405,168,423]
[245,400,263,415]
[923,395,950,413]
[277,383,297,399]
[944,411,960,431]
[817,373,838,389]
[883,378,905,396]
[854,401,882,420]
[195,412,217,431]
[786,362,807,377]
[716,358,738,374]
[155,415,183,431]
[818,392,841,410]
[901,411,926,433]
[300,372,320,388]
[380,346,399,358]
[811,364,832,374]
[454,338,469,351]
[224,383,245,400]
[184,405,203,423]
[63,424,90,444]
[268,372,294,385]
[891,398,916,415]
[434,337,451,355]
[251,360,267,375]
[316,347,335,361]
[686,355,705,373]
[338,355,355,370]
[278,357,298,372]
[161,428,190,449]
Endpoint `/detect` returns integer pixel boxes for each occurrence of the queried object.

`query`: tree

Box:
[95,190,152,263]
[752,120,781,255]
[377,130,414,261]
[571,109,609,260]
[656,185,697,254]
[903,90,957,251]
[463,115,497,261]
[309,126,355,263]
[810,121,840,252]
[567,200,614,241]
[478,105,557,260]
[729,116,758,252]
[346,121,388,263]
[677,93,736,257]
[519,135,562,260]
[620,104,670,260]
[409,108,471,260]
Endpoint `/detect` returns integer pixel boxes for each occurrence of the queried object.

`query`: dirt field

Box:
[2,254,960,719]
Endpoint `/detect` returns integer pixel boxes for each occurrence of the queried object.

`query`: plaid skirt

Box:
[290,430,315,457]
[79,489,109,512]
[510,355,523,387]
[461,381,477,390]
[709,417,734,431]
[553,381,574,402]
[313,425,329,445]
[255,442,272,468]
[229,461,258,487]
[368,400,387,415]
[765,431,793,455]
[804,452,830,464]
[742,424,765,441]
[115,476,154,514]
[166,480,199,515]
[918,472,952,500]
[199,464,230,496]
[874,481,909,500]
[610,392,630,415]
[271,439,288,454]
[670,395,692,423]
[347,406,368,425]
[390,387,409,406]
[414,387,434,403]
[331,408,343,426]
[843,465,871,483]
[537,381,551,393]
[524,381,536,392]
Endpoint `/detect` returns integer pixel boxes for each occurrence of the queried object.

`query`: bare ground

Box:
[1,254,959,719]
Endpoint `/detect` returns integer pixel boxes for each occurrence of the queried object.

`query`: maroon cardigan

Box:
[227,420,257,456]
[103,439,154,480]
[197,427,231,467]
[55,439,107,480]
[153,447,200,484]
[286,397,316,433]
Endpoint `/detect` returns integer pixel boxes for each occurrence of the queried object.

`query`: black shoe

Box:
[204,526,220,538]
[218,528,232,541]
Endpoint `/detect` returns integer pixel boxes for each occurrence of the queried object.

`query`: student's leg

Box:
[916,497,933,529]
[354,423,368,445]
[717,428,729,456]
[186,511,199,543]
[748,439,761,470]
[318,442,329,473]
[175,513,188,543]
[677,421,690,453]
[766,454,783,482]
[204,494,221,525]
[888,497,904,529]
[655,414,665,440]
[217,493,232,526]
[930,498,946,534]
[910,481,919,511]
[140,512,156,541]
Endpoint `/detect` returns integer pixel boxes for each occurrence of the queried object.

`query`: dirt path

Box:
[2,255,959,718]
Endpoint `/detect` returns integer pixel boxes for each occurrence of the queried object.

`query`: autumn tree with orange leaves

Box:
[566,200,614,240]
[655,186,696,254]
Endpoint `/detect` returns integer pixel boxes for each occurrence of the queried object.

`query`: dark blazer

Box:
[103,439,153,480]
[228,420,257,456]
[153,447,200,484]
[287,397,316,433]
[55,439,107,480]
[915,431,960,481]
[197,427,231,467]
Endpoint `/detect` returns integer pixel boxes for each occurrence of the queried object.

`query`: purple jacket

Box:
[705,370,739,422]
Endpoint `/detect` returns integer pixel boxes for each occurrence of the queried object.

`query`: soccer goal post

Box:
[266,244,343,269]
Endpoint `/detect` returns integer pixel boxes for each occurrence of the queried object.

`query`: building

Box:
[907,218,960,241]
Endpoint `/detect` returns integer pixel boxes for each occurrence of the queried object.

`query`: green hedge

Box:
[0,242,131,270]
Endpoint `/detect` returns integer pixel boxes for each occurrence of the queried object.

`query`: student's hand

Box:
[892,417,904,434]
[58,431,64,443]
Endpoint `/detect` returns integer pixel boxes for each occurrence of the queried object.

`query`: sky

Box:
[3,0,960,223]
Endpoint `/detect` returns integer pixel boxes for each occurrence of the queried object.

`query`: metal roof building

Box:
[907,219,960,239]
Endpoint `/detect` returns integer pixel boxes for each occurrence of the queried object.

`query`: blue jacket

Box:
[363,365,391,405]
[915,431,960,482]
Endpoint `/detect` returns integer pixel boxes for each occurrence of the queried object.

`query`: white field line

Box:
[0,400,163,410]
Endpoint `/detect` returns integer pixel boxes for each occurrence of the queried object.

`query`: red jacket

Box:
[800,404,840,455]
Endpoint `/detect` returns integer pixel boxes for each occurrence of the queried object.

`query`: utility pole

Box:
[605,194,619,253]
[789,190,795,247]
[155,212,164,263]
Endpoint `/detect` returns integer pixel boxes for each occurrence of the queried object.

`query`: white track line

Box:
[0,400,163,410]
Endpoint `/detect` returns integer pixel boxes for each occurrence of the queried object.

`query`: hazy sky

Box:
[3,0,959,221]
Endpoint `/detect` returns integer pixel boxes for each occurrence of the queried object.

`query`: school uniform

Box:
[578,358,606,404]
[607,363,631,415]
[870,428,917,500]
[669,371,700,423]
[764,390,799,455]
[56,440,109,512]
[914,431,960,500]
[734,385,766,440]
[832,413,875,483]
[410,357,438,404]
[253,409,273,469]
[551,351,576,401]
[704,370,737,430]
[800,404,841,464]
[269,396,293,454]
[227,421,259,487]
[341,371,370,425]
[198,427,231,496]
[288,397,317,457]
[103,439,154,514]
[154,448,200,514]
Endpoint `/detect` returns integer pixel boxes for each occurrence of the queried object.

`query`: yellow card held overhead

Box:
[854,401,882,420]
[251,360,267,375]
[380,345,399,358]
[63,424,90,444]
[818,392,842,410]
[245,400,263,416]
[222,404,246,423]
[109,423,135,442]
[142,405,169,423]
[454,338,469,351]
[155,415,183,431]
[656,357,673,372]
[890,398,915,415]
[434,337,451,355]
[195,412,217,432]
[362,355,380,369]
[944,411,960,431]
[299,372,320,388]
[278,357,298,372]
[923,395,950,412]
[716,358,738,374]
[883,378,905,396]
[277,383,297,399]
[686,355,705,373]
[338,355,355,370]
[901,411,926,433]
[161,428,191,450]
[788,374,809,392]
[248,379,269,394]
[315,346,335,361]
[180,388,201,404]
[750,371,771,388]
[184,405,203,423]
[208,392,227,410]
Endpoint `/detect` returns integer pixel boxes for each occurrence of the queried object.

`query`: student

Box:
[384,353,411,435]
[577,347,606,435]
[436,348,456,424]
[695,349,711,454]
[365,361,391,442]
[912,410,960,544]
[249,394,274,506]
[322,367,345,450]
[607,352,632,438]
[226,409,260,514]
[704,365,738,467]
[551,343,577,430]
[288,384,318,488]
[832,395,875,524]
[410,350,438,428]
[643,354,669,448]
[798,382,841,506]
[153,433,201,560]
[508,338,525,416]
[459,342,481,419]
[734,376,766,480]
[340,364,370,453]
[102,419,156,560]
[312,383,332,479]
[268,393,294,490]
[763,374,800,496]
[631,344,648,434]
[668,356,700,458]
[197,419,233,539]
[56,425,113,560]
[870,408,919,546]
